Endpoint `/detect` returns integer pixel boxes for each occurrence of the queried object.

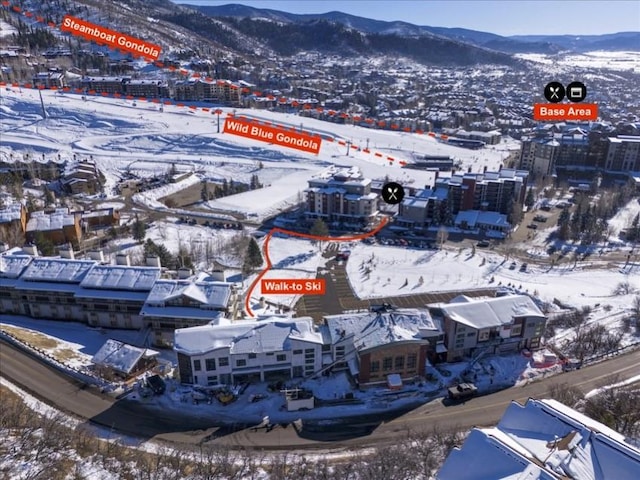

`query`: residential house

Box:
[10,257,95,321]
[26,208,82,246]
[92,339,159,379]
[453,210,511,237]
[428,295,546,363]
[323,308,442,387]
[76,264,161,330]
[0,202,27,242]
[61,160,102,195]
[438,398,640,480]
[140,279,239,347]
[174,317,324,387]
[80,208,120,229]
[305,167,379,228]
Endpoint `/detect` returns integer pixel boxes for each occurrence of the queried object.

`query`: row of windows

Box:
[370,354,417,373]
[195,354,289,370]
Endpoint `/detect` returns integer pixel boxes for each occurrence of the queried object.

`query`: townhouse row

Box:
[0,248,239,347]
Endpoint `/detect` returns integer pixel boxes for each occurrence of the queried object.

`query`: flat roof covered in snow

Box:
[20,258,95,283]
[430,295,545,330]
[145,280,233,309]
[80,265,161,291]
[173,317,321,356]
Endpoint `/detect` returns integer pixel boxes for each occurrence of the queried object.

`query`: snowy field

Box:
[345,242,640,340]
[516,51,640,73]
[0,88,513,221]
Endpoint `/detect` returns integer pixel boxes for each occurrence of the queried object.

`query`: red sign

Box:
[223,118,321,154]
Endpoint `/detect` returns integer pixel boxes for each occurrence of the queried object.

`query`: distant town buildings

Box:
[438,398,640,480]
[519,126,640,176]
[305,167,379,228]
[25,208,82,246]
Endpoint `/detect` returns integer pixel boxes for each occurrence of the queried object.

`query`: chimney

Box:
[210,269,226,281]
[483,165,488,173]
[468,166,472,173]
[22,244,39,256]
[115,253,131,266]
[177,267,192,279]
[146,255,161,268]
[89,250,105,263]
[59,244,75,259]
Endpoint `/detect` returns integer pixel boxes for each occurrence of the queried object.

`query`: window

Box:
[407,354,417,369]
[293,366,303,377]
[205,358,216,371]
[218,357,229,367]
[248,353,257,359]
[207,376,218,386]
[511,325,522,336]
[467,332,476,337]
[382,357,393,371]
[336,346,346,356]
[276,354,286,362]
[395,356,404,369]
[236,359,246,367]
[305,357,315,364]
[193,359,201,371]
[322,344,331,352]
[293,349,303,355]
[305,348,314,353]
[266,352,274,356]
[479,330,490,342]
[370,360,380,373]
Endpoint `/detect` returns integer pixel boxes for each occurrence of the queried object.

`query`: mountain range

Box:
[188,3,640,54]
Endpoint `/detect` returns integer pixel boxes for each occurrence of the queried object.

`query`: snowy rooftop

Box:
[439,398,640,480]
[173,317,321,356]
[20,258,95,283]
[26,209,76,232]
[455,210,511,228]
[80,265,161,291]
[0,254,33,279]
[0,203,23,223]
[324,308,438,351]
[92,339,158,375]
[430,295,545,330]
[145,279,233,309]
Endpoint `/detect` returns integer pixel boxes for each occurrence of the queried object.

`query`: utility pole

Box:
[346,140,351,156]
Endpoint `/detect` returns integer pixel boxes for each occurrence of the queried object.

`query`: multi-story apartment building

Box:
[141,279,239,347]
[428,295,546,363]
[519,126,640,175]
[605,135,640,172]
[77,264,161,330]
[10,257,95,321]
[0,248,239,347]
[79,76,130,94]
[173,78,242,105]
[174,317,324,386]
[305,167,379,227]
[125,79,170,98]
[32,71,66,88]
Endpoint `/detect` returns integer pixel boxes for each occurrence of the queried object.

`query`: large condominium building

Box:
[605,135,640,172]
[305,167,379,227]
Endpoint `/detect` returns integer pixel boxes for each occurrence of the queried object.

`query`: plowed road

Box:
[1,340,638,451]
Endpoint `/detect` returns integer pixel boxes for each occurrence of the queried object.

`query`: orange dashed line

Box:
[374,152,383,158]
[201,107,209,111]
[177,103,184,107]
[23,83,32,89]
[11,5,20,12]
[338,140,346,146]
[387,156,395,161]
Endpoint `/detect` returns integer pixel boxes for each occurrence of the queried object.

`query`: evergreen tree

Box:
[33,232,54,256]
[310,217,329,250]
[44,188,55,207]
[201,182,210,201]
[132,215,146,243]
[243,238,263,274]
[557,208,571,241]
[525,188,535,209]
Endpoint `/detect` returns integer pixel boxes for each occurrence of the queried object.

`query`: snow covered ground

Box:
[0,88,513,221]
[516,51,640,73]
[346,242,639,308]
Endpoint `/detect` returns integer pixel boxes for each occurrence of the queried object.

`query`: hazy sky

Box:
[173,0,640,36]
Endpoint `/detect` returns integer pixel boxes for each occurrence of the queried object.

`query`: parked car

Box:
[533,215,548,223]
[527,223,538,230]
[509,262,517,270]
[520,263,528,272]
[146,375,166,395]
[448,383,478,400]
[476,240,490,248]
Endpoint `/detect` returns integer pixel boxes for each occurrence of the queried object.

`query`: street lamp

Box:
[214,108,223,133]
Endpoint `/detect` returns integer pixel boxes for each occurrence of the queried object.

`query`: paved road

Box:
[2,339,638,451]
